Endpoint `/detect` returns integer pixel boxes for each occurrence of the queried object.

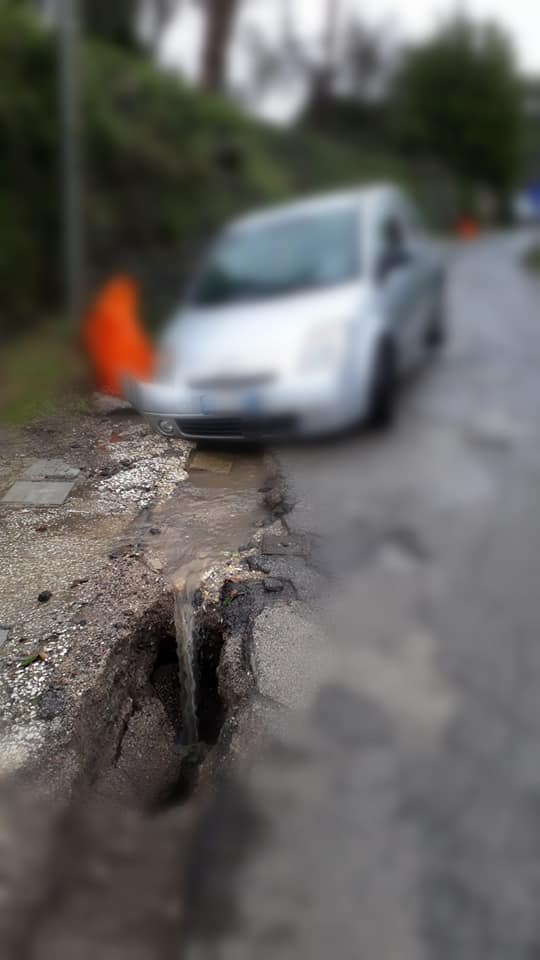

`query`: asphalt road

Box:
[187,230,540,959]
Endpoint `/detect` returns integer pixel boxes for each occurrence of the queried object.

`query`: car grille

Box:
[176,416,297,439]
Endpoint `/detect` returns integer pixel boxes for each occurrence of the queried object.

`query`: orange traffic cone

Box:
[456,217,480,241]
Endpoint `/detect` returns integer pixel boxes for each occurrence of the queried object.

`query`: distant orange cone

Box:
[82,276,154,397]
[456,218,480,241]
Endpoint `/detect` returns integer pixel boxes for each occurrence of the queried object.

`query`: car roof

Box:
[228,184,402,233]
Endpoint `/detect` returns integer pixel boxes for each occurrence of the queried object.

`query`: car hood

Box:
[160,281,371,384]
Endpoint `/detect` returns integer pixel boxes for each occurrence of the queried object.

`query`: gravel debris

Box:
[0,403,193,777]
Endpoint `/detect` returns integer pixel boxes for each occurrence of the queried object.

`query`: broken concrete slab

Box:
[9,482,73,507]
[2,457,80,506]
[1,480,77,507]
[189,451,233,475]
[21,459,80,482]
[0,629,8,648]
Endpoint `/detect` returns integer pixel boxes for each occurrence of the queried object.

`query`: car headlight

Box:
[299,323,347,374]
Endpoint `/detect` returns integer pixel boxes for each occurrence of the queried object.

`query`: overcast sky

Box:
[161,0,539,119]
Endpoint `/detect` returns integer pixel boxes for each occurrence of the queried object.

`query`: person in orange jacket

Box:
[82,276,155,397]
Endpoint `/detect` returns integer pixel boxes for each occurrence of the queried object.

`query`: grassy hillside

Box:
[0,5,409,338]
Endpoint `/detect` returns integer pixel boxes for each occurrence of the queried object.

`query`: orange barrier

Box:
[456,218,480,241]
[82,277,155,397]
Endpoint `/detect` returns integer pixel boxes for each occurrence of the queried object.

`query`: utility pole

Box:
[59,0,84,326]
[200,0,238,92]
[322,0,341,90]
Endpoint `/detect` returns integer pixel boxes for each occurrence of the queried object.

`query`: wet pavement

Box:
[186,229,540,958]
[146,449,266,584]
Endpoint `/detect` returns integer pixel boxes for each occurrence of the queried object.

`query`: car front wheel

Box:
[425,287,447,349]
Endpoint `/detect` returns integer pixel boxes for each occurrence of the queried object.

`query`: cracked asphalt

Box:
[187,230,540,958]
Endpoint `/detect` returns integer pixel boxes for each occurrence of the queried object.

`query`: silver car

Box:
[125,184,446,440]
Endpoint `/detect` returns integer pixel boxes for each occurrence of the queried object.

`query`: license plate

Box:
[200,390,263,416]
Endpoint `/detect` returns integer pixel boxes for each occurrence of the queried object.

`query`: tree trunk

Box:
[200,0,238,92]
[323,0,341,72]
[318,0,341,93]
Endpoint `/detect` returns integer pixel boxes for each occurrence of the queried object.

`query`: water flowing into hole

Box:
[174,559,210,745]
[138,450,268,745]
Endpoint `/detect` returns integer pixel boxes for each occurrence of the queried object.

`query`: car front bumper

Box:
[123,370,371,441]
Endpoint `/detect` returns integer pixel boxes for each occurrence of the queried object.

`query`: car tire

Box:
[367,339,397,431]
[425,289,447,349]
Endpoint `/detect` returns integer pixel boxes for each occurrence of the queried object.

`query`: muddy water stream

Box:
[138,449,267,742]
[173,559,210,744]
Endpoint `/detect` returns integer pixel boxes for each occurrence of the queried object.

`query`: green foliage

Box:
[85,0,139,50]
[522,79,540,180]
[391,15,523,195]
[0,3,60,327]
[0,319,81,424]
[0,4,368,335]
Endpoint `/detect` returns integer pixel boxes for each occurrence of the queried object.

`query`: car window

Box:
[192,207,361,306]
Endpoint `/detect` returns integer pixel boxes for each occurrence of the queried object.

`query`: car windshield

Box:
[192,207,360,306]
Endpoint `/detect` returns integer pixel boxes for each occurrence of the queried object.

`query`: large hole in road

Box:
[148,611,226,811]
[194,616,227,745]
[90,595,228,815]
[150,631,183,732]
[86,449,274,814]
[149,606,226,748]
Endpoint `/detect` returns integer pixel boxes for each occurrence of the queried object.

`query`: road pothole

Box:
[89,588,230,816]
[83,451,280,815]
